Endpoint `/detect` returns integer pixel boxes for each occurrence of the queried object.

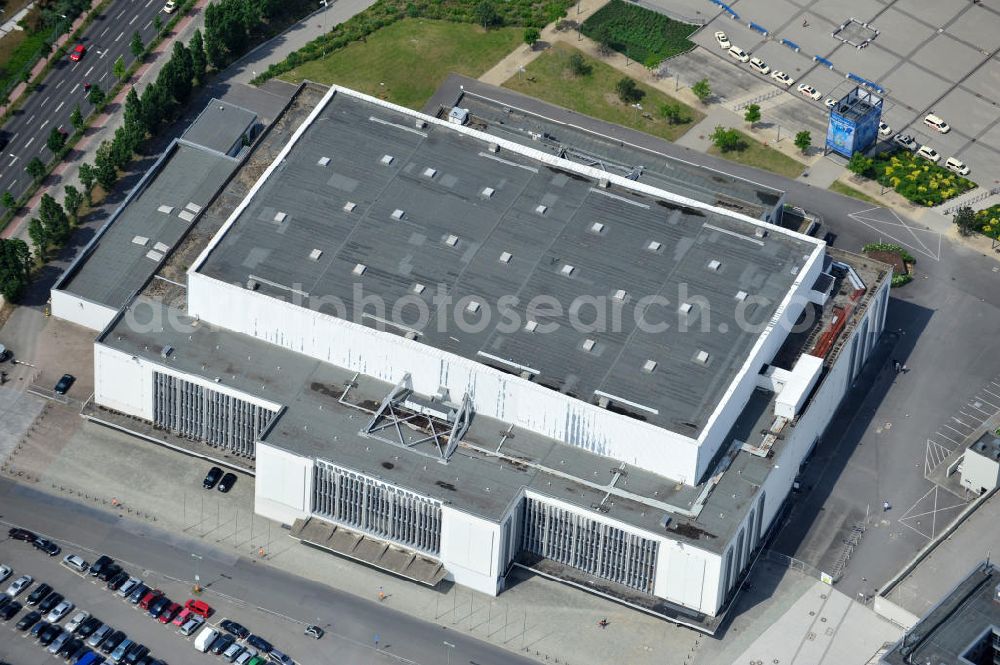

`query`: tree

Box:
[123,87,146,137]
[70,104,84,132]
[47,126,67,154]
[26,157,46,182]
[523,27,540,46]
[743,104,760,128]
[78,163,96,204]
[794,130,812,154]
[0,238,32,302]
[153,15,162,34]
[113,55,127,81]
[710,126,745,153]
[140,80,172,131]
[568,52,591,76]
[659,102,690,125]
[63,185,84,224]
[691,78,711,103]
[165,41,194,102]
[189,29,207,85]
[28,218,48,262]
[88,84,106,108]
[1,192,16,211]
[954,206,977,236]
[38,194,70,245]
[848,152,873,177]
[615,77,644,104]
[474,0,501,28]
[94,141,118,191]
[130,31,144,59]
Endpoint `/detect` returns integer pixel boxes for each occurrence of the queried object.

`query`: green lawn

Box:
[278,19,521,109]
[503,43,702,142]
[707,129,805,179]
[829,180,879,205]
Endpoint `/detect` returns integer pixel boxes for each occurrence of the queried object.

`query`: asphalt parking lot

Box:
[0,536,311,665]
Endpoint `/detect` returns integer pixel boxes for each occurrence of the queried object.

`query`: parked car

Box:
[17,610,41,630]
[5,574,33,597]
[62,554,89,573]
[203,466,223,489]
[714,30,729,48]
[107,571,129,591]
[796,83,821,100]
[27,582,53,605]
[69,45,86,62]
[128,584,149,604]
[117,577,141,598]
[727,45,749,63]
[48,628,71,653]
[40,625,65,646]
[47,599,75,623]
[89,556,114,578]
[65,610,90,633]
[59,637,84,657]
[8,527,37,541]
[223,642,245,661]
[923,113,950,133]
[157,601,181,624]
[916,145,941,163]
[878,121,891,137]
[34,538,62,556]
[78,652,104,665]
[212,633,235,654]
[221,619,250,639]
[234,647,258,665]
[148,596,171,618]
[184,598,212,617]
[54,374,76,394]
[87,624,113,648]
[268,649,294,665]
[945,156,970,175]
[31,619,51,639]
[217,472,238,493]
[163,0,177,12]
[109,638,135,663]
[139,589,163,611]
[39,592,65,613]
[69,644,92,663]
[748,57,770,75]
[824,97,837,108]
[0,599,21,620]
[101,630,127,655]
[246,634,273,653]
[179,614,204,636]
[97,564,123,583]
[172,608,192,626]
[770,71,794,86]
[76,616,102,638]
[0,564,11,583]
[123,643,149,665]
[194,626,219,652]
[304,625,324,639]
[892,133,917,151]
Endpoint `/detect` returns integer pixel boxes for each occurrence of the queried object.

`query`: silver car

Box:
[87,623,112,648]
[116,577,141,598]
[0,564,11,583]
[234,647,257,665]
[47,629,70,654]
[110,638,134,663]
[179,614,204,636]
[4,574,32,597]
[223,642,244,661]
[65,610,90,633]
[46,599,74,623]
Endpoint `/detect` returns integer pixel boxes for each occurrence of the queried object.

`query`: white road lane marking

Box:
[100,48,108,58]
[100,73,108,81]
[55,101,65,112]
[39,96,49,107]
[70,83,80,94]
[85,66,94,77]
[145,0,154,6]
[102,27,110,37]
[143,20,151,30]
[8,156,18,167]
[129,14,138,25]
[26,114,35,125]
[117,9,126,18]
[116,31,124,41]
[55,79,64,89]
[40,120,49,130]
[10,133,17,141]
[24,137,34,148]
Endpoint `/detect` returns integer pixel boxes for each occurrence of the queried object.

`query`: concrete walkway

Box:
[0,2,33,37]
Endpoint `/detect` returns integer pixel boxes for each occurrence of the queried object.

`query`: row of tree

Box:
[203,0,313,69]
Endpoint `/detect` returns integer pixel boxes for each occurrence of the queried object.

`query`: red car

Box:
[158,602,181,624]
[184,598,212,618]
[139,589,163,610]
[171,608,191,626]
[69,44,86,61]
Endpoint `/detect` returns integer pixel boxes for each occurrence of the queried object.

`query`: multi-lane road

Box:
[0,0,169,206]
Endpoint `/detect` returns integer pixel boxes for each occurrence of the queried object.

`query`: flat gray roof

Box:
[58,142,236,310]
[181,98,258,155]
[196,88,818,438]
[439,81,783,219]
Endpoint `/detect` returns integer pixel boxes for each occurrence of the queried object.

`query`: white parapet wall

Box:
[255,441,315,525]
[439,505,504,596]
[52,289,120,333]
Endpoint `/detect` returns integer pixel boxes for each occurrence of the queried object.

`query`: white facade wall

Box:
[256,441,314,525]
[187,272,701,483]
[960,449,1000,494]
[52,289,119,332]
[439,505,504,595]
[655,539,723,614]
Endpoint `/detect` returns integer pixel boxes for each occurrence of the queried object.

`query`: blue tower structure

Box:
[825,86,883,158]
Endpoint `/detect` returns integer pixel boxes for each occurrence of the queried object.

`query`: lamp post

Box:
[443,641,456,665]
[191,553,203,594]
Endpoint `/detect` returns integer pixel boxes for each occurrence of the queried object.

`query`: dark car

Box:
[101,630,126,654]
[33,538,62,556]
[8,527,37,541]
[217,472,238,493]
[0,600,21,620]
[139,590,163,611]
[54,374,75,395]
[89,555,114,577]
[27,582,53,605]
[76,616,102,637]
[59,637,83,657]
[123,643,149,665]
[39,624,63,646]
[69,645,91,662]
[97,563,122,582]
[202,466,223,489]
[221,619,250,639]
[30,619,50,638]
[128,584,149,604]
[106,571,129,591]
[0,595,8,611]
[246,634,272,653]
[211,633,234,655]
[147,596,170,618]
[39,592,64,613]
[17,610,42,630]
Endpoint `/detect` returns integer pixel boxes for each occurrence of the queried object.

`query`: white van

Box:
[194,626,219,653]
[728,46,750,63]
[923,114,950,133]
[916,145,941,163]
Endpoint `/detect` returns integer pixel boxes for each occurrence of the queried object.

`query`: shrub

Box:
[568,52,592,76]
[580,0,696,66]
[710,126,745,153]
[615,77,644,104]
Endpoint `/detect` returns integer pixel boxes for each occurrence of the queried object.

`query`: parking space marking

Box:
[934,430,959,444]
[847,207,942,261]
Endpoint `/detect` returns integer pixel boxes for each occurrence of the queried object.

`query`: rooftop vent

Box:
[754,227,767,239]
[735,290,748,301]
[444,234,459,247]
[380,154,394,166]
[535,204,547,215]
[246,279,259,291]
[391,209,405,220]
[274,211,287,223]
[647,240,662,252]
[707,259,722,271]
[352,263,367,276]
[309,249,323,261]
[481,187,495,199]
[156,205,173,214]
[317,156,331,167]
[613,289,628,301]
[590,222,606,234]
[643,359,657,373]
[488,143,500,153]
[466,301,481,313]
[412,283,426,294]
[524,320,539,332]
[132,235,149,247]
[161,345,174,359]
[679,302,692,314]
[185,202,201,214]
[415,119,427,129]
[582,338,596,352]
[598,178,610,188]
[695,350,710,364]
[343,201,357,212]
[145,250,164,262]
[560,264,575,276]
[499,251,512,264]
[423,167,437,178]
